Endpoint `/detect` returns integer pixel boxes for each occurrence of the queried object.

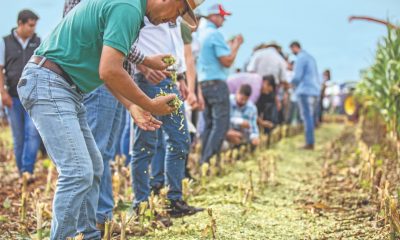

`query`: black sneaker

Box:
[150,182,164,195]
[168,200,204,218]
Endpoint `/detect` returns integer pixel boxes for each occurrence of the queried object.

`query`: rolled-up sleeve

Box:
[126,45,145,65]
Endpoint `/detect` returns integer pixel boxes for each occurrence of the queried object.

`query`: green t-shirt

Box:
[35,0,146,93]
[180,22,193,45]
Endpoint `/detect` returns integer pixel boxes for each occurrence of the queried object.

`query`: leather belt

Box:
[200,80,223,87]
[29,56,82,93]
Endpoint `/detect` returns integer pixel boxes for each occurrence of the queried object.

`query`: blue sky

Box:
[1,0,399,82]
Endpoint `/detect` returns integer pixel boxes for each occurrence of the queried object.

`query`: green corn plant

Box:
[356,25,400,142]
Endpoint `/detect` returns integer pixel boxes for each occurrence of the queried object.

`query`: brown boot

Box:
[96,222,121,237]
[301,144,314,150]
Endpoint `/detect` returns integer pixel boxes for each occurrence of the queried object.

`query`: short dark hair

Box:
[263,75,276,91]
[290,41,301,49]
[239,84,252,97]
[18,9,39,24]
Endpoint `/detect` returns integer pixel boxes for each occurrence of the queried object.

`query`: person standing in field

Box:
[131,15,204,219]
[197,4,243,164]
[0,10,41,179]
[63,0,184,233]
[17,0,203,238]
[290,41,321,150]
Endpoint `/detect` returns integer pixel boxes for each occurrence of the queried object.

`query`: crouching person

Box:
[16,0,194,238]
[226,84,260,149]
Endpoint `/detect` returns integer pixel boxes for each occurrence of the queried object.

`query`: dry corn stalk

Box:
[103,220,112,240]
[119,212,126,240]
[210,156,218,177]
[36,202,45,240]
[45,162,54,197]
[202,208,217,239]
[22,172,29,194]
[20,192,27,221]
[158,186,169,217]
[182,178,194,201]
[201,163,209,188]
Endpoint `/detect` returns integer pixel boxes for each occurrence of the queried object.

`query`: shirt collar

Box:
[206,20,218,29]
[13,29,32,44]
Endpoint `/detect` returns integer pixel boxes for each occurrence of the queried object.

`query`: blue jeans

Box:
[84,84,124,225]
[6,97,41,174]
[200,80,230,164]
[298,95,318,145]
[131,74,190,206]
[150,130,167,188]
[18,62,103,240]
[120,110,131,165]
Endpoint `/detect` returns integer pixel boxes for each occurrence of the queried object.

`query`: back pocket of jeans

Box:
[17,77,38,110]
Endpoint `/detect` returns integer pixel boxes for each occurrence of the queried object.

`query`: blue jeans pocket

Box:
[17,76,38,111]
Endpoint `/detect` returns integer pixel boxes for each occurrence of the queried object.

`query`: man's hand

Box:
[178,81,189,100]
[241,120,250,129]
[197,89,205,111]
[226,129,243,145]
[149,94,177,115]
[1,91,12,108]
[186,91,197,108]
[142,54,172,70]
[234,34,244,46]
[137,65,170,85]
[260,120,274,129]
[129,105,162,131]
[251,138,260,146]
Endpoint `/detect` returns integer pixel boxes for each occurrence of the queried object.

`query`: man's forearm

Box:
[101,67,153,111]
[0,68,6,93]
[104,83,133,109]
[184,44,196,93]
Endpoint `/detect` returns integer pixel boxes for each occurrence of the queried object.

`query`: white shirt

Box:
[0,30,32,66]
[246,47,288,84]
[135,17,186,74]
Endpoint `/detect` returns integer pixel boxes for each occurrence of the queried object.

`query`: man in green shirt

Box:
[17,0,203,239]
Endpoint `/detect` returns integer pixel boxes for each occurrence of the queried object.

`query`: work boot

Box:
[167,199,204,218]
[96,221,121,238]
[301,144,314,150]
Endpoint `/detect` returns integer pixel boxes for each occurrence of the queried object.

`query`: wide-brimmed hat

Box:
[182,0,205,27]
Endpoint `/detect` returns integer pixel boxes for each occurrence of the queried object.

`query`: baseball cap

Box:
[182,0,205,27]
[206,4,232,17]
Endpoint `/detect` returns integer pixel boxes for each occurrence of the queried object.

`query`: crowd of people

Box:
[0,1,331,239]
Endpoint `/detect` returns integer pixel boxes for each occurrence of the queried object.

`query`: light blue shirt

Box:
[292,50,321,96]
[197,21,231,82]
[229,95,259,140]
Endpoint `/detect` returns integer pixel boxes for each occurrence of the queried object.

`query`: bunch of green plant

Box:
[162,56,178,83]
[355,26,400,138]
[162,56,176,66]
[156,90,183,115]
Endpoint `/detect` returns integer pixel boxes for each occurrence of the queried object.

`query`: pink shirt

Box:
[227,72,263,104]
